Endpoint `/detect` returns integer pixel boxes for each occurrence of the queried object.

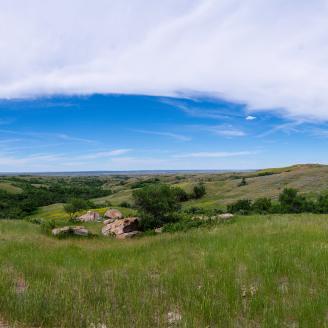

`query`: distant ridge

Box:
[0,164,325,177]
[0,169,255,177]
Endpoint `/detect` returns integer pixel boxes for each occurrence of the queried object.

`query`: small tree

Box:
[64,198,89,219]
[238,177,247,187]
[192,183,206,199]
[133,184,181,230]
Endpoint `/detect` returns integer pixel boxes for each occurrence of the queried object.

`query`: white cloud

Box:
[246,116,256,121]
[1,1,328,120]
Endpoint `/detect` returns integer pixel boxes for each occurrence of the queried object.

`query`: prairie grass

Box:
[1,214,328,327]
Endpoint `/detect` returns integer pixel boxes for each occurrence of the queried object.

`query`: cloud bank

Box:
[1,0,328,119]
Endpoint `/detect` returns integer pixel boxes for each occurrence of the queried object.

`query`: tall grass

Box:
[1,214,328,327]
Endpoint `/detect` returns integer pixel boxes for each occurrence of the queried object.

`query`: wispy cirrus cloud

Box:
[188,124,247,137]
[132,129,191,141]
[77,149,132,160]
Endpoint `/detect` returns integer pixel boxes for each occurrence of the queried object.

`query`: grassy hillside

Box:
[1,214,328,327]
[93,164,328,209]
[0,181,22,194]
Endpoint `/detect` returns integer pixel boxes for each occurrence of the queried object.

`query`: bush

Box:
[227,199,252,214]
[278,188,309,213]
[192,183,206,199]
[173,187,189,202]
[133,184,181,230]
[252,197,272,213]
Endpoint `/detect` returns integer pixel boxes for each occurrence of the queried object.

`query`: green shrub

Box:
[227,199,252,214]
[173,187,189,202]
[252,197,272,213]
[315,193,328,213]
[192,183,206,199]
[278,188,309,213]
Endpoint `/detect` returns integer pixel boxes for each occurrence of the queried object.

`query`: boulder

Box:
[77,211,100,222]
[104,208,123,220]
[103,218,115,225]
[52,226,89,237]
[217,213,234,220]
[102,217,140,239]
[71,226,89,236]
[52,226,70,236]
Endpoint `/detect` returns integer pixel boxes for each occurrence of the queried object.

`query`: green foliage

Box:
[192,183,206,199]
[133,184,181,229]
[252,197,272,214]
[227,199,252,214]
[130,178,160,189]
[173,187,189,202]
[0,176,112,220]
[278,188,309,213]
[316,193,328,213]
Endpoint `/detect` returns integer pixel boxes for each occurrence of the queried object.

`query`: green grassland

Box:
[1,214,328,327]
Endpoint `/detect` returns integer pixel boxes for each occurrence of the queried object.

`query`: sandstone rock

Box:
[116,231,141,239]
[71,226,89,236]
[102,217,140,238]
[217,213,234,220]
[103,218,115,225]
[52,226,70,236]
[77,210,100,222]
[52,226,89,237]
[104,208,123,220]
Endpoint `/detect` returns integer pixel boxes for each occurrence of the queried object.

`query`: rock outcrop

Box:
[77,211,100,222]
[104,209,123,221]
[102,217,140,239]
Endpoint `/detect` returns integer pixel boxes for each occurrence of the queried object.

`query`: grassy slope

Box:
[0,182,22,194]
[1,214,328,327]
[93,164,328,209]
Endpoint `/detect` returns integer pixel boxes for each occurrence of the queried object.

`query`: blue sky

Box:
[1,1,328,171]
[0,94,328,172]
